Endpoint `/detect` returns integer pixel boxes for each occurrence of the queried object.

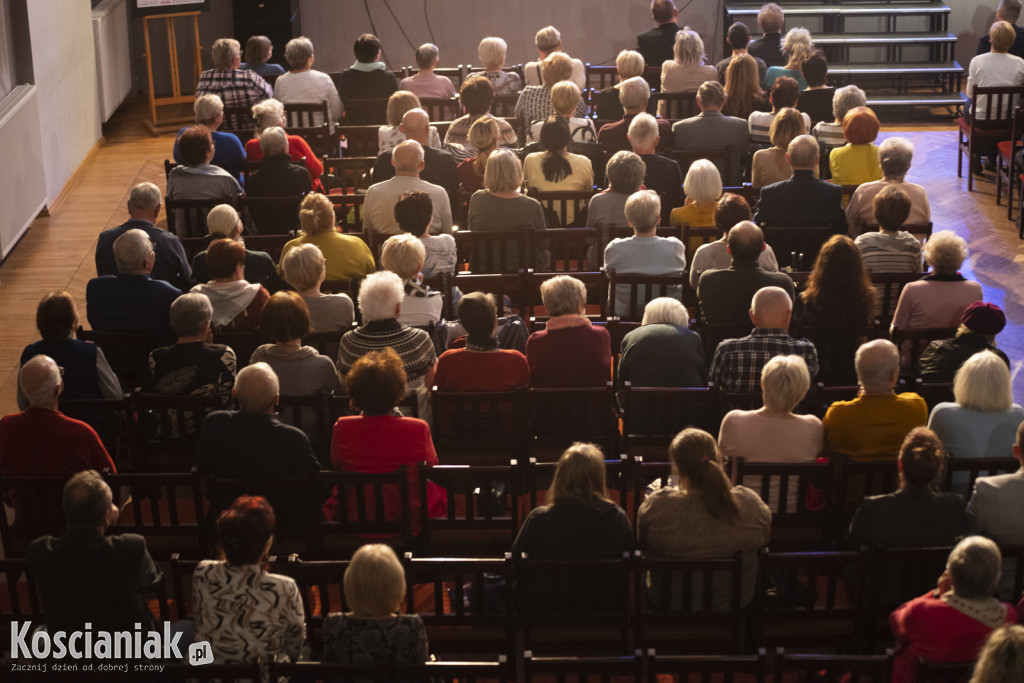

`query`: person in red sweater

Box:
[890,536,1018,683]
[434,292,530,391]
[330,348,446,534]
[525,275,611,387]
[0,355,116,478]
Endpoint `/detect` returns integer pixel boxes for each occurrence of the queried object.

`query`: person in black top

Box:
[334,33,399,124]
[244,126,312,198]
[748,3,787,68]
[627,112,684,225]
[977,0,1024,59]
[797,51,835,126]
[636,0,681,89]
[917,301,1011,383]
[191,204,284,292]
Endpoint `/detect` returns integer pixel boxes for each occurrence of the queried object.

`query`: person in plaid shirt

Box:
[195,38,273,113]
[709,285,819,393]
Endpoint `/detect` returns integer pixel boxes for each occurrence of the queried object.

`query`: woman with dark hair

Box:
[523,117,594,225]
[250,291,341,396]
[434,292,530,391]
[192,239,270,333]
[798,234,876,384]
[241,35,285,77]
[638,428,771,609]
[166,126,242,215]
[193,495,305,666]
[722,54,770,120]
[849,427,968,549]
[396,190,455,278]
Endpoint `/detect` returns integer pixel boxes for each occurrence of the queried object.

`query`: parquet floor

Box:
[0,101,1021,415]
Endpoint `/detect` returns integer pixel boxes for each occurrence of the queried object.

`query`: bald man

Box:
[0,355,116,477]
[363,139,453,236]
[823,339,927,462]
[371,108,458,196]
[697,221,795,326]
[754,135,847,232]
[708,286,819,393]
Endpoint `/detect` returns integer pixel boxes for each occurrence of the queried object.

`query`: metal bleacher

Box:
[724,0,966,116]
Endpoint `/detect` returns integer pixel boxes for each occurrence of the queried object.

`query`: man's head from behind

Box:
[758,3,785,33]
[127,182,161,221]
[999,0,1022,25]
[727,22,751,51]
[619,76,652,115]
[749,286,792,329]
[726,220,765,264]
[855,339,900,394]
[696,80,726,111]
[233,362,279,414]
[20,354,62,409]
[392,139,425,175]
[787,134,820,171]
[354,34,382,63]
[64,470,117,531]
[113,228,155,275]
[652,0,677,24]
[399,108,430,144]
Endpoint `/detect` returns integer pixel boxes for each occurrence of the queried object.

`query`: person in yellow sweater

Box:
[829,106,883,187]
[279,193,375,282]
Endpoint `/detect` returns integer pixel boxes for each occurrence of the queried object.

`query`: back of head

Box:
[724,54,759,98]
[468,117,501,173]
[345,347,407,415]
[244,35,272,66]
[761,354,810,413]
[478,37,508,71]
[802,50,828,88]
[726,220,764,264]
[541,51,573,87]
[627,111,659,151]
[394,190,434,237]
[697,80,726,109]
[128,182,162,215]
[854,339,899,393]
[284,36,314,71]
[234,362,279,413]
[483,148,523,192]
[344,544,406,616]
[381,233,426,281]
[616,50,646,80]
[1001,0,1023,24]
[642,297,689,326]
[992,21,1018,53]
[205,238,246,279]
[783,27,813,67]
[770,76,800,109]
[354,34,382,63]
[298,191,335,236]
[36,291,78,341]
[714,192,752,233]
[457,291,498,340]
[252,98,285,133]
[750,285,793,328]
[803,234,875,323]
[547,443,609,505]
[668,428,739,522]
[261,290,310,343]
[539,116,572,182]
[769,107,807,149]
[842,106,880,145]
[832,85,867,124]
[207,203,241,238]
[386,91,421,127]
[947,536,1002,600]
[535,25,561,54]
[258,125,289,157]
[624,189,661,233]
[392,139,425,174]
[358,271,405,322]
[924,230,968,275]
[400,108,430,143]
[20,354,62,408]
[872,184,911,232]
[193,93,224,126]
[972,624,1024,683]
[954,349,1013,413]
[674,29,705,66]
[281,243,326,292]
[758,2,785,33]
[878,137,914,179]
[178,125,214,165]
[211,38,241,69]
[459,75,494,116]
[216,495,276,565]
[606,150,646,195]
[727,22,751,50]
[787,134,819,169]
[550,81,582,117]
[540,275,587,317]
[415,43,439,70]
[683,159,723,203]
[620,76,653,113]
[63,470,112,530]
[169,292,213,339]
[652,0,677,24]
[899,426,945,488]
[113,228,153,274]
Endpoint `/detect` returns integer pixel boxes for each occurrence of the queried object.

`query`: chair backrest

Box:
[315,468,414,553]
[528,383,619,461]
[164,159,180,180]
[491,93,519,118]
[451,271,529,318]
[605,270,688,321]
[670,148,732,187]
[0,474,68,558]
[165,195,241,238]
[652,91,699,119]
[58,396,133,464]
[430,387,528,464]
[621,384,713,458]
[321,155,375,194]
[777,649,896,683]
[326,193,366,232]
[105,470,204,558]
[528,189,595,228]
[240,233,294,263]
[525,270,609,321]
[343,97,389,125]
[274,555,351,652]
[418,464,519,554]
[211,330,263,369]
[523,652,645,682]
[337,124,381,156]
[289,122,334,158]
[76,327,160,393]
[914,659,976,683]
[679,221,722,249]
[522,456,630,520]
[454,229,532,274]
[419,96,462,122]
[871,271,924,327]
[649,650,768,683]
[735,458,832,549]
[541,227,600,272]
[284,100,330,128]
[969,85,1024,127]
[132,392,223,471]
[941,455,1020,494]
[891,327,959,371]
[270,659,511,683]
[222,104,255,132]
[275,391,332,450]
[864,545,954,649]
[239,193,306,235]
[760,225,835,270]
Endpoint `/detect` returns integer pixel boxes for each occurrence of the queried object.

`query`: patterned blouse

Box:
[192,561,306,666]
[321,613,429,665]
[483,70,522,96]
[195,68,273,110]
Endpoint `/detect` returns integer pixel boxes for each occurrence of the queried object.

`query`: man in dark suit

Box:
[372,108,458,198]
[598,77,673,155]
[977,0,1024,59]
[636,0,681,88]
[755,135,847,232]
[333,33,399,124]
[747,3,787,68]
[697,221,795,326]
[28,470,162,635]
[95,182,191,291]
[628,112,684,223]
[671,81,749,186]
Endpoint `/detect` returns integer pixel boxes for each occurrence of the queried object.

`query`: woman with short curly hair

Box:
[279,193,376,282]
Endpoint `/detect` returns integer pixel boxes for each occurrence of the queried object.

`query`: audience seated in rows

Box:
[400,43,456,99]
[526,275,611,387]
[812,84,866,150]
[847,136,931,235]
[659,28,718,114]
[373,108,458,198]
[477,36,521,96]
[918,300,1009,382]
[891,231,983,333]
[194,203,284,292]
[709,285,818,393]
[822,339,928,461]
[272,36,343,130]
[396,190,455,279]
[245,126,312,197]
[854,185,923,274]
[830,106,883,186]
[636,0,681,75]
[365,139,453,236]
[748,2,787,68]
[172,94,245,182]
[798,51,834,126]
[523,117,594,226]
[718,22,768,85]
[639,427,771,609]
[381,233,443,327]
[698,222,796,326]
[379,90,442,155]
[595,50,653,121]
[18,292,121,409]
[755,134,847,231]
[528,81,596,145]
[671,158,719,232]
[762,27,812,91]
[195,37,272,112]
[516,51,588,128]
[751,107,809,188]
[598,77,673,156]
[280,243,354,333]
[433,291,531,391]
[722,53,771,121]
[689,193,778,288]
[748,76,810,148]
[443,76,517,162]
[87,228,182,342]
[1,355,115,477]
[617,297,705,400]
[167,126,243,216]
[968,20,1024,127]
[672,80,748,186]
[333,33,399,123]
[454,117,499,197]
[281,193,376,281]
[240,35,284,78]
[523,25,586,89]
[247,98,323,190]
[978,0,1024,58]
[191,239,270,334]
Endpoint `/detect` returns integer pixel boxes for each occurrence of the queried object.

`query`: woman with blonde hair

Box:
[478,36,521,95]
[971,625,1024,683]
[322,543,428,665]
[763,27,813,90]
[751,107,810,188]
[280,243,354,333]
[247,97,323,190]
[457,116,501,197]
[660,28,718,116]
[378,90,442,154]
[528,81,597,144]
[515,51,589,126]
[722,54,770,120]
[596,49,649,120]
[670,159,723,232]
[280,193,376,281]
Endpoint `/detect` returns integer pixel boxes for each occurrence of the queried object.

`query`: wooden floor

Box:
[1,100,1022,414]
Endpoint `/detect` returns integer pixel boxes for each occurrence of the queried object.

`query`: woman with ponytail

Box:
[638,427,771,608]
[523,116,594,225]
[762,27,814,91]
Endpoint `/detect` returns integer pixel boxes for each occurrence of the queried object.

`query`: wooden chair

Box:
[275,391,333,459]
[527,383,619,462]
[222,104,254,132]
[912,381,955,411]
[315,468,414,556]
[541,227,600,272]
[524,269,609,321]
[621,385,715,460]
[241,233,294,262]
[735,458,833,550]
[679,221,721,250]
[454,229,533,274]
[776,649,896,683]
[760,225,835,270]
[337,124,382,157]
[652,91,699,119]
[106,469,204,559]
[212,330,263,369]
[165,194,242,238]
[0,474,69,558]
[941,455,1019,496]
[417,464,520,555]
[419,96,461,122]
[491,93,519,118]
[430,387,528,465]
[450,271,529,318]
[670,148,734,187]
[523,651,645,682]
[76,327,159,393]
[131,392,222,471]
[864,545,953,650]
[522,456,631,522]
[163,158,180,180]
[321,154,375,194]
[326,192,366,232]
[871,272,924,327]
[270,659,511,683]
[239,193,306,234]
[957,85,1024,191]
[527,189,595,228]
[648,649,769,683]
[342,97,390,126]
[289,122,334,158]
[58,396,134,466]
[891,327,959,372]
[275,555,350,652]
[835,458,900,527]
[914,660,975,683]
[605,270,688,321]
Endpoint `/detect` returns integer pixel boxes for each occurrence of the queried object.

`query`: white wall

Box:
[27,0,102,204]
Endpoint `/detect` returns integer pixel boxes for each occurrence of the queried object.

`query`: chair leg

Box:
[968,139,975,192]
[957,132,963,178]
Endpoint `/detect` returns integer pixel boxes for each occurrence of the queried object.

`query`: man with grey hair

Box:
[0,356,116,477]
[823,338,927,461]
[400,43,458,99]
[845,136,931,234]
[708,285,819,393]
[604,190,687,316]
[754,134,847,232]
[28,470,162,635]
[748,3,787,68]
[95,182,191,290]
[245,126,313,198]
[628,112,684,221]
[372,108,458,196]
[172,93,246,180]
[273,36,343,128]
[636,0,681,83]
[364,139,453,236]
[597,77,671,155]
[86,228,181,341]
[195,37,272,110]
[978,0,1024,58]
[672,81,749,185]
[524,25,586,89]
[811,84,866,147]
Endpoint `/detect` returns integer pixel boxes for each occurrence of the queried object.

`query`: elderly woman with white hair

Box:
[890,536,1017,683]
[195,37,273,111]
[246,98,323,190]
[272,36,343,127]
[617,297,705,396]
[845,137,932,234]
[478,36,521,95]
[718,355,823,509]
[596,50,650,120]
[523,25,586,89]
[527,81,597,144]
[380,233,443,327]
[515,52,589,127]
[244,126,312,198]
[670,159,723,233]
[191,204,282,291]
[525,275,611,387]
[280,243,354,333]
[173,94,245,181]
[762,27,813,91]
[280,193,376,282]
[812,84,866,149]
[336,271,438,390]
[892,230,983,332]
[660,29,718,115]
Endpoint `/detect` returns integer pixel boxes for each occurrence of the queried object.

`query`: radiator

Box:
[0,84,47,259]
[93,0,132,122]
